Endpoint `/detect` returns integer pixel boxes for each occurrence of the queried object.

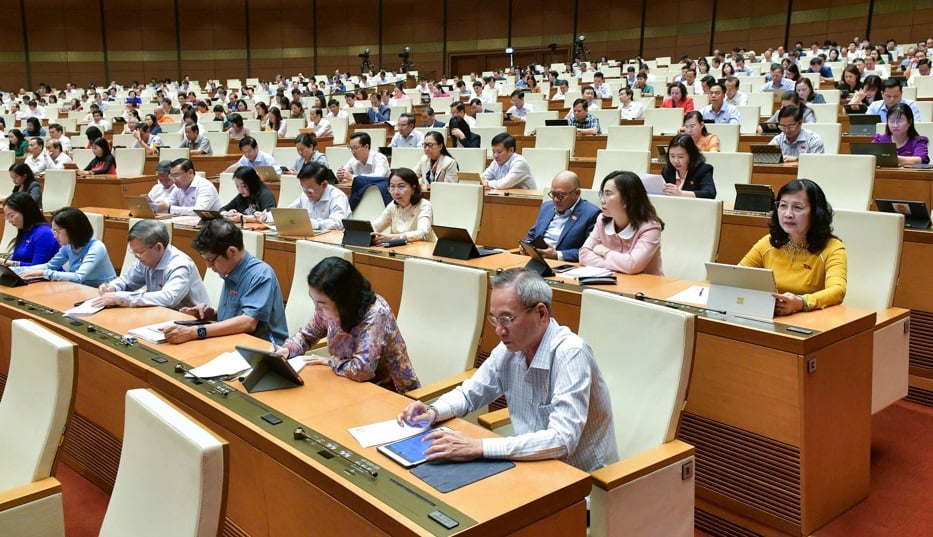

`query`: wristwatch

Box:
[197,326,207,339]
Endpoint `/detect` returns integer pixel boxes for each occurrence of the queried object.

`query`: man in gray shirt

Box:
[180,123,212,155]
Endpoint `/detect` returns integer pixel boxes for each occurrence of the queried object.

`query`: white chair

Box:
[736,105,761,134]
[0,151,15,172]
[522,111,558,136]
[114,148,146,175]
[272,147,297,169]
[158,147,190,163]
[204,229,263,304]
[286,241,353,335]
[580,291,696,537]
[474,112,503,127]
[71,148,94,169]
[252,131,278,154]
[122,218,172,277]
[277,174,303,208]
[805,123,842,155]
[0,319,76,537]
[325,146,352,171]
[397,258,487,400]
[330,116,349,145]
[644,108,684,135]
[447,147,487,174]
[85,212,105,240]
[594,150,651,188]
[98,389,226,537]
[915,122,933,141]
[201,121,222,133]
[217,172,237,206]
[592,108,620,131]
[430,181,484,239]
[915,100,933,122]
[606,125,653,151]
[914,76,933,99]
[817,89,841,104]
[158,132,183,148]
[745,92,773,117]
[242,119,262,133]
[808,103,838,124]
[472,126,508,156]
[112,134,136,147]
[285,118,306,137]
[41,170,76,212]
[797,154,874,210]
[355,128,386,149]
[649,195,722,281]
[705,123,740,152]
[522,148,569,187]
[351,185,387,221]
[833,209,909,414]
[702,152,752,205]
[205,131,229,156]
[535,126,577,156]
[390,147,423,170]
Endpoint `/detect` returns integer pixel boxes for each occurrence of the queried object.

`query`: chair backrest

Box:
[286,241,353,334]
[205,131,229,156]
[472,126,508,156]
[0,319,75,491]
[736,104,762,134]
[285,118,306,137]
[0,151,15,173]
[252,131,278,153]
[99,389,226,537]
[390,147,424,170]
[329,116,349,145]
[112,134,136,147]
[217,172,237,206]
[272,147,296,169]
[158,147,190,163]
[203,229,263,304]
[535,126,577,156]
[242,119,262,133]
[705,123,740,152]
[85,211,105,241]
[805,123,842,155]
[808,103,838,124]
[447,147,487,174]
[593,150,651,188]
[644,108,684,135]
[649,195,722,281]
[350,185,387,220]
[915,76,933,99]
[396,258,487,386]
[114,147,146,175]
[474,112,503,127]
[521,148,569,187]
[606,125,653,151]
[123,218,173,275]
[744,93,773,117]
[325,146,352,171]
[430,181,484,239]
[356,128,386,149]
[201,121,223,132]
[522,111,558,135]
[159,132,183,148]
[42,169,77,212]
[701,152,752,205]
[72,148,94,169]
[591,108,620,131]
[277,173,303,208]
[797,154,874,210]
[579,290,695,459]
[834,209,904,311]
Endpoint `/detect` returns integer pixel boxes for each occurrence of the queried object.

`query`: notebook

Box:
[733,184,774,213]
[124,196,172,219]
[749,144,783,164]
[847,114,881,135]
[874,199,933,229]
[432,225,500,259]
[705,262,777,320]
[849,142,900,168]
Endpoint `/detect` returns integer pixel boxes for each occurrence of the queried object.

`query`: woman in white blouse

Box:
[414,131,459,184]
[371,168,433,244]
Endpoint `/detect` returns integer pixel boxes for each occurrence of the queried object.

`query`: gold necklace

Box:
[783,239,808,264]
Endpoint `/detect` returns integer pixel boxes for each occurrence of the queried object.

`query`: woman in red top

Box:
[77,137,117,176]
[660,82,694,115]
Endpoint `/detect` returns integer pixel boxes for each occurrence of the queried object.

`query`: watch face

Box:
[197,326,207,339]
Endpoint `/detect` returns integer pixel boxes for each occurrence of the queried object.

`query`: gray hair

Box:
[128,219,170,248]
[491,268,552,314]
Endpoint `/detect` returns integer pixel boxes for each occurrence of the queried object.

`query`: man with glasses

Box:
[288,162,350,230]
[94,219,208,309]
[162,219,288,345]
[336,132,390,182]
[397,268,618,473]
[223,136,282,176]
[767,105,824,163]
[700,82,740,124]
[388,113,423,148]
[154,158,222,215]
[524,171,600,261]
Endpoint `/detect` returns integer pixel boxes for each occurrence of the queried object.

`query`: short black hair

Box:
[490,132,515,150]
[192,219,244,256]
[238,136,258,150]
[349,131,371,148]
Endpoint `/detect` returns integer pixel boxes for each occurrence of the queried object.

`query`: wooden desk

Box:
[0,282,591,537]
[37,175,155,209]
[143,154,237,177]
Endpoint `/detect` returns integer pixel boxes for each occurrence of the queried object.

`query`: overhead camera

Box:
[358,48,370,59]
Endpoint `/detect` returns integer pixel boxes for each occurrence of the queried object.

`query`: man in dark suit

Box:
[524,171,600,262]
[419,107,445,128]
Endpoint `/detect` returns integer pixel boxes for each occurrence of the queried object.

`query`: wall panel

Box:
[0,3,26,86]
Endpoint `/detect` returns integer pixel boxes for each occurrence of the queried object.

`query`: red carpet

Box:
[57,401,933,536]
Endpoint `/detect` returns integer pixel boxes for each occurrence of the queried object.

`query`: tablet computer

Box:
[377,426,451,468]
[235,345,305,393]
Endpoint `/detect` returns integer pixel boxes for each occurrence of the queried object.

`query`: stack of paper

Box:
[555,266,614,280]
[186,351,251,380]
[63,299,105,317]
[127,321,175,344]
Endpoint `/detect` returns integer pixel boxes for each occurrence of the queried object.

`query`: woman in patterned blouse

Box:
[276,257,421,393]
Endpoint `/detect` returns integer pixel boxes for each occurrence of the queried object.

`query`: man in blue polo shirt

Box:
[700,82,740,124]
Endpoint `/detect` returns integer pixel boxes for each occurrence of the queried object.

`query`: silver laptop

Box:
[269,208,319,238]
[705,262,777,320]
[124,196,171,219]
[253,165,280,183]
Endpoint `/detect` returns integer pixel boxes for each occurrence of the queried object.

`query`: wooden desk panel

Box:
[144,154,237,176]
[38,175,154,210]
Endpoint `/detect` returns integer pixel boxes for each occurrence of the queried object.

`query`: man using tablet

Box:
[524,171,600,262]
[398,268,618,473]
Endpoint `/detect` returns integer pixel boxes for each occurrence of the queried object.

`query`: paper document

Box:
[186,351,251,380]
[63,299,105,317]
[127,321,174,344]
[666,285,709,306]
[555,266,613,280]
[348,419,428,448]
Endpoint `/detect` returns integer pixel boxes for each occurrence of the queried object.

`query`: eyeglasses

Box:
[348,145,363,152]
[777,122,801,131]
[131,245,153,258]
[683,123,699,130]
[422,142,439,149]
[302,182,323,194]
[887,117,908,126]
[776,201,809,213]
[548,189,577,201]
[486,306,535,328]
[597,190,616,200]
[201,253,223,266]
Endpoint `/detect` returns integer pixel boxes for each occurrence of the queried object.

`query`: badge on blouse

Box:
[803,263,812,270]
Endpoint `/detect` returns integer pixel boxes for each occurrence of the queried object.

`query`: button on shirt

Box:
[344,151,390,178]
[481,153,536,190]
[180,134,212,155]
[288,183,351,230]
[167,175,222,216]
[760,78,795,92]
[725,92,748,107]
[568,114,602,134]
[109,245,210,309]
[389,129,424,148]
[431,319,619,472]
[700,103,741,124]
[867,98,923,123]
[544,199,579,246]
[234,151,281,176]
[769,128,825,157]
[506,102,535,119]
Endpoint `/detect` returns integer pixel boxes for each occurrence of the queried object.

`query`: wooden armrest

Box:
[477,407,511,430]
[0,478,62,510]
[405,368,477,401]
[591,440,694,490]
